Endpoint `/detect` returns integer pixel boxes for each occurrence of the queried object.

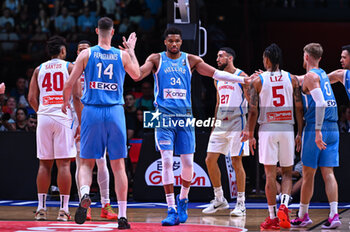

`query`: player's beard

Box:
[168,47,180,55]
[217,62,228,70]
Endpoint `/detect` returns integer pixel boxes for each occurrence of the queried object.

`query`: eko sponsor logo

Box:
[163,88,186,99]
[89,81,118,91]
[145,157,211,187]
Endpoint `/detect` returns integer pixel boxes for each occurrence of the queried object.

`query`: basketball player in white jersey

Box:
[241,44,303,229]
[203,47,249,216]
[73,40,118,221]
[28,36,77,221]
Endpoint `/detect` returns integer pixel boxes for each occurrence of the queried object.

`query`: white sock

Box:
[80,185,90,199]
[180,186,190,200]
[166,193,176,209]
[281,194,290,206]
[118,201,127,218]
[298,203,309,218]
[96,158,110,207]
[268,205,277,219]
[214,186,224,202]
[237,192,245,205]
[60,194,70,213]
[37,193,47,211]
[329,201,338,218]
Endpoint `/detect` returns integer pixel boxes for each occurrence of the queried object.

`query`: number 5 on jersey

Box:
[97,63,113,79]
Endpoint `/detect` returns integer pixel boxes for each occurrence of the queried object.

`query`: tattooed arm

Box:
[291,75,304,152]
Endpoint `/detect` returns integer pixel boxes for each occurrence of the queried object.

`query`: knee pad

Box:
[161,150,174,185]
[181,154,194,182]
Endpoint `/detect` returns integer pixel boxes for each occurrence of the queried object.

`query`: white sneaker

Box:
[230,202,246,217]
[57,210,71,221]
[202,198,229,214]
[35,208,47,220]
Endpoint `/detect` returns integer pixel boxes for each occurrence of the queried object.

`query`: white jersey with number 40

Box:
[258,70,294,125]
[37,58,73,127]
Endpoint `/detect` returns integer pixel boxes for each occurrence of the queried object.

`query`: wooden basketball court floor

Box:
[0,201,349,231]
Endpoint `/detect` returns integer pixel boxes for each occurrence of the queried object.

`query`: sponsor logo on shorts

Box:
[267,110,292,122]
[145,157,211,187]
[43,95,63,105]
[163,88,186,99]
[89,81,118,91]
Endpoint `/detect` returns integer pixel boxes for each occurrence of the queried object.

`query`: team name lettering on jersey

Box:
[163,66,186,74]
[163,88,186,99]
[90,81,118,91]
[93,52,118,60]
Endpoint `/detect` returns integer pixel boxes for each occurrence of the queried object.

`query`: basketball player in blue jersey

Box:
[72,40,118,221]
[291,43,341,229]
[128,27,250,226]
[62,17,141,229]
[327,45,350,100]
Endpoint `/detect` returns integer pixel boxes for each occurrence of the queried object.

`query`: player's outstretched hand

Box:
[249,137,256,155]
[61,101,71,115]
[295,134,301,152]
[0,82,5,94]
[119,32,137,51]
[315,130,327,150]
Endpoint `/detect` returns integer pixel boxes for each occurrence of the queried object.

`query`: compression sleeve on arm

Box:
[213,69,245,83]
[310,88,327,130]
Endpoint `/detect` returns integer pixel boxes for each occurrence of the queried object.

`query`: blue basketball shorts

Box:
[81,104,127,160]
[154,117,195,155]
[301,122,339,169]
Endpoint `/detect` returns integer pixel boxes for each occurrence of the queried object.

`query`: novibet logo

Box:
[143,109,221,128]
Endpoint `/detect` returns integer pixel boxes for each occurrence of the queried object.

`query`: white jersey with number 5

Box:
[216,68,247,121]
[37,58,73,127]
[258,70,294,125]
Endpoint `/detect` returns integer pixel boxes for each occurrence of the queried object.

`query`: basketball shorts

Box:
[207,116,249,156]
[258,123,294,167]
[301,122,339,169]
[81,104,127,160]
[155,117,195,155]
[37,114,76,160]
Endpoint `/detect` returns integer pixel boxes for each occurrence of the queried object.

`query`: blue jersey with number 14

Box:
[81,45,125,106]
[302,68,338,123]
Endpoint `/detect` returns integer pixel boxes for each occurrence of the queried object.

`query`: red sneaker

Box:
[277,204,291,228]
[100,203,118,220]
[260,217,280,230]
[86,207,92,220]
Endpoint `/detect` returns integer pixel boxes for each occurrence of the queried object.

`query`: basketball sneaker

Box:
[75,194,91,224]
[161,207,180,226]
[260,217,280,230]
[100,203,118,220]
[322,214,341,229]
[230,202,246,217]
[118,217,131,229]
[35,208,47,221]
[291,213,313,228]
[57,210,71,221]
[202,197,229,214]
[277,204,290,228]
[176,194,188,223]
[86,207,92,220]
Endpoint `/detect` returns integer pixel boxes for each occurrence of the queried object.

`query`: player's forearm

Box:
[28,98,39,112]
[310,88,326,130]
[63,82,73,104]
[247,108,258,138]
[295,106,304,136]
[212,70,245,83]
[73,99,83,124]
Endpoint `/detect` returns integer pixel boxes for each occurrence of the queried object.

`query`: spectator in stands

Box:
[34,9,51,33]
[15,10,33,40]
[101,0,117,18]
[0,8,15,31]
[0,22,19,54]
[15,107,28,131]
[2,96,17,120]
[118,18,129,34]
[338,106,350,133]
[3,0,21,15]
[138,9,155,33]
[27,25,49,57]
[77,6,97,33]
[27,113,37,132]
[134,107,147,138]
[125,0,147,24]
[135,81,154,111]
[61,0,84,18]
[124,93,137,140]
[144,0,162,15]
[55,6,76,36]
[10,77,29,108]
[84,0,101,17]
[0,112,15,131]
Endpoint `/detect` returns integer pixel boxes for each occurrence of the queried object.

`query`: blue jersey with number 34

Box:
[302,68,338,123]
[81,45,125,106]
